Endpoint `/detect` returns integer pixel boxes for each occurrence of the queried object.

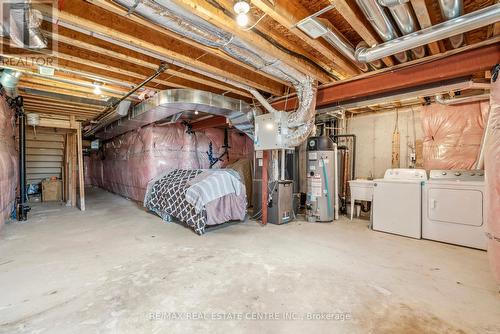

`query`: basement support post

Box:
[15,96,30,221]
[76,122,85,211]
[261,150,268,225]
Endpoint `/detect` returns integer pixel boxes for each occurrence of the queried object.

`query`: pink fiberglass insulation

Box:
[485,74,500,285]
[422,102,488,170]
[0,96,17,227]
[86,123,253,202]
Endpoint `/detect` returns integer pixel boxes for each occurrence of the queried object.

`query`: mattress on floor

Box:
[144,169,247,235]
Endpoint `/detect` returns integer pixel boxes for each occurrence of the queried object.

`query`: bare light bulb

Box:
[234,1,250,14]
[236,13,249,27]
[93,85,102,95]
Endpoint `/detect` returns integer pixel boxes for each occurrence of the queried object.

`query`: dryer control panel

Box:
[429,169,485,181]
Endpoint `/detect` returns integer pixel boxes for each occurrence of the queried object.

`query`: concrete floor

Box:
[0,188,499,334]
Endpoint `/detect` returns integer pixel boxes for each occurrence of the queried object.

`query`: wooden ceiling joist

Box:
[85,0,289,86]
[410,0,443,55]
[162,0,333,83]
[328,0,394,67]
[38,2,287,95]
[250,0,360,78]
[50,30,253,98]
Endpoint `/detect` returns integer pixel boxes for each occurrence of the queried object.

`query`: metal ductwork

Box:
[296,17,372,72]
[355,4,500,62]
[94,89,257,140]
[378,0,409,6]
[355,0,409,63]
[111,0,317,147]
[438,0,464,48]
[1,1,47,49]
[379,0,426,59]
[0,69,22,97]
[435,93,490,105]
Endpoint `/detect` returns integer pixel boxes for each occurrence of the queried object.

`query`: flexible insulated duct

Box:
[0,1,47,49]
[355,4,500,62]
[113,0,317,146]
[438,0,464,48]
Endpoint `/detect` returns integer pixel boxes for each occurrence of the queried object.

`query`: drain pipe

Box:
[355,4,500,62]
[438,0,464,48]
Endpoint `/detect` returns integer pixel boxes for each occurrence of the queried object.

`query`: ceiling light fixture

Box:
[234,0,250,27]
[93,82,102,95]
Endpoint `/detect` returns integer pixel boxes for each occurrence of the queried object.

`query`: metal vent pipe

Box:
[0,69,22,97]
[355,0,409,63]
[438,0,464,48]
[379,1,426,59]
[355,4,500,62]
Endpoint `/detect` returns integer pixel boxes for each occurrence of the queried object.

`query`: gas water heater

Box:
[306,137,339,222]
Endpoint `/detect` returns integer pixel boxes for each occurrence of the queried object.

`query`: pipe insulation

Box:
[355,4,500,62]
[113,0,317,146]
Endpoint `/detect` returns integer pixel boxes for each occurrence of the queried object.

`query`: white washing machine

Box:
[422,170,486,250]
[372,169,427,239]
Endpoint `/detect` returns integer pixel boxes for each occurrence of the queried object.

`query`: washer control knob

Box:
[454,171,461,176]
[441,171,447,175]
[470,173,475,176]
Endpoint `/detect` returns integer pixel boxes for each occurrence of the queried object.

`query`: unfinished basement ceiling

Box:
[0,0,498,126]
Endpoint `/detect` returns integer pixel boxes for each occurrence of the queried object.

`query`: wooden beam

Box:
[272,43,500,109]
[38,3,286,95]
[328,0,394,67]
[18,82,109,101]
[168,0,332,83]
[250,0,360,78]
[410,0,442,55]
[39,117,80,130]
[190,116,228,130]
[18,76,129,99]
[21,93,107,108]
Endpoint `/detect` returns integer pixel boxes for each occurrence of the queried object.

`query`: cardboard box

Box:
[42,179,62,202]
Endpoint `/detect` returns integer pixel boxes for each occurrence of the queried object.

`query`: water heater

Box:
[306,137,339,222]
